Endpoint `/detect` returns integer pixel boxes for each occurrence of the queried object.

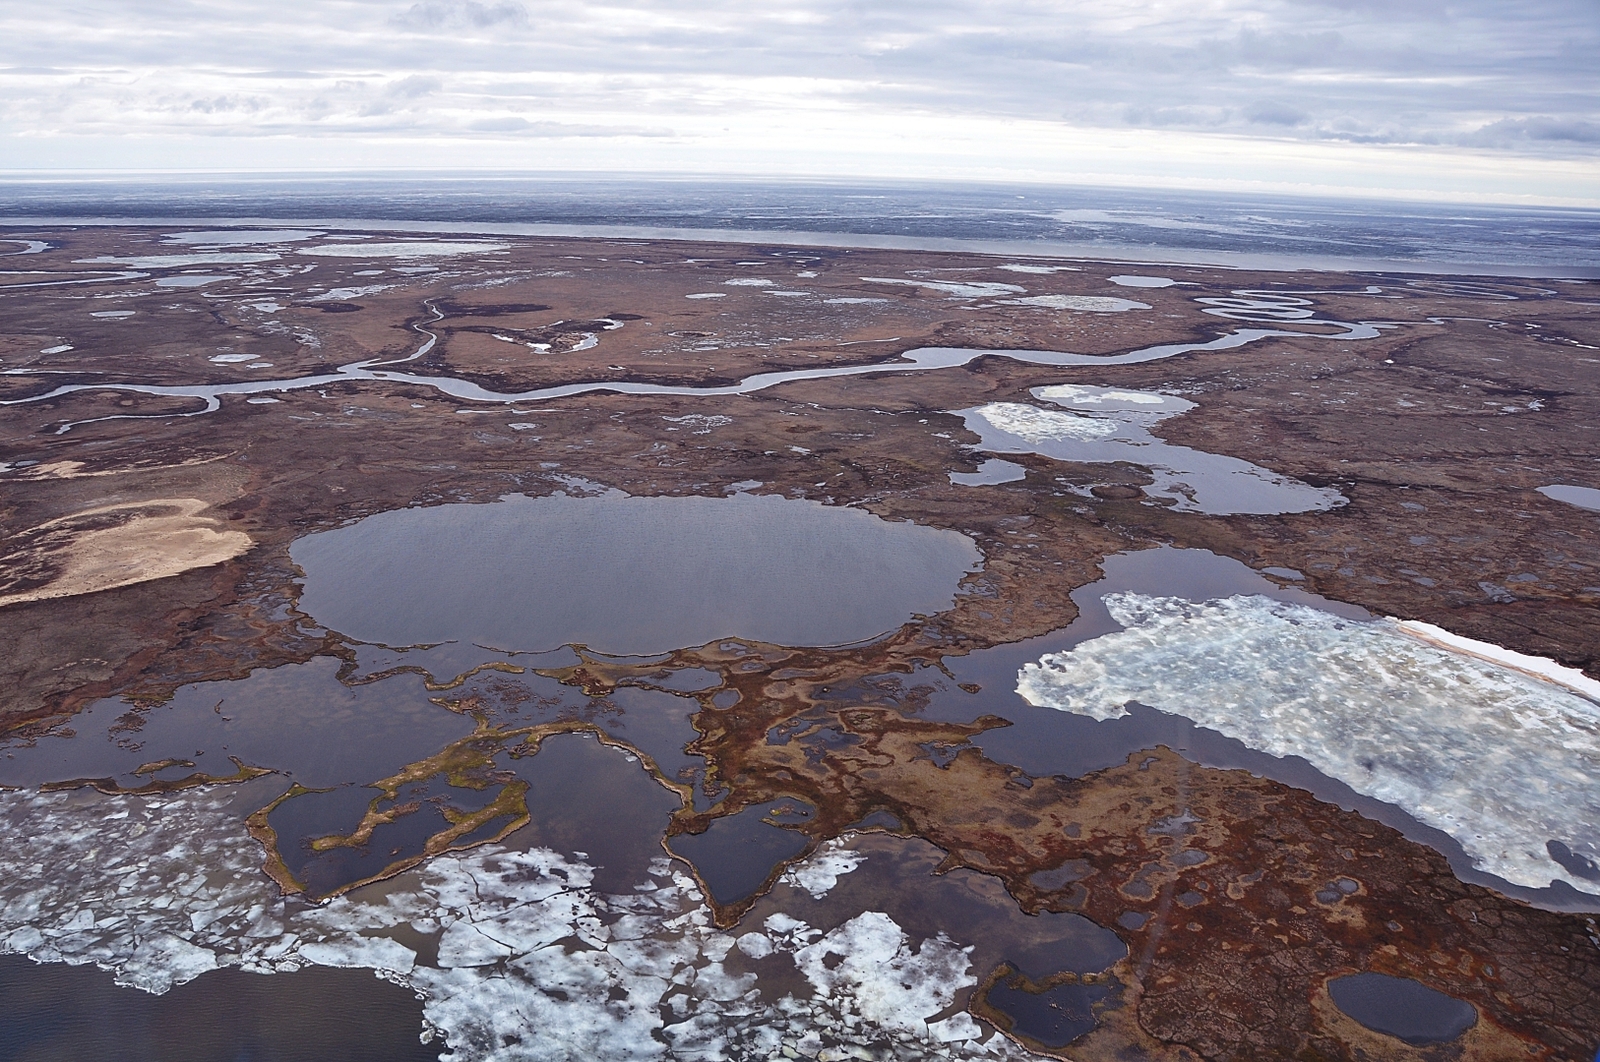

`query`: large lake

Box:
[291,491,983,655]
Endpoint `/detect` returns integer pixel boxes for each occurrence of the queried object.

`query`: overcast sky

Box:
[2,1,1596,203]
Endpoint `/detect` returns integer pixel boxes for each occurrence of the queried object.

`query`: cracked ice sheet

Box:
[1016,593,1600,894]
[0,784,1042,1062]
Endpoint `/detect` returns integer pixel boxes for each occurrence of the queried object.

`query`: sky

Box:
[1,1,1596,204]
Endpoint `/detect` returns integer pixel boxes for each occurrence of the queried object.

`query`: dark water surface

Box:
[986,978,1115,1048]
[0,658,476,790]
[291,492,981,655]
[1328,973,1477,1045]
[0,957,434,1062]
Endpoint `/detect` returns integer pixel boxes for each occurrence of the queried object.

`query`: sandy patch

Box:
[0,498,251,607]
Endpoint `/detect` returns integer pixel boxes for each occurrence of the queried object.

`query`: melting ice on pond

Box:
[0,773,1050,1062]
[1015,592,1600,894]
[957,383,1343,515]
[291,491,981,655]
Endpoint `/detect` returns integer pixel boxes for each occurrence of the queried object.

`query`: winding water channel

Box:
[2,293,1387,434]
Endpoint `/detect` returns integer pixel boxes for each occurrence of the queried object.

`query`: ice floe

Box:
[0,782,1042,1061]
[959,384,1343,515]
[1016,593,1600,894]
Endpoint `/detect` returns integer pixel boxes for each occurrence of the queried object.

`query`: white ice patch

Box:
[722,278,773,286]
[996,264,1078,274]
[822,296,888,304]
[89,310,136,318]
[209,353,258,363]
[1107,275,1176,288]
[309,286,391,301]
[0,789,1041,1061]
[973,403,1119,442]
[684,292,726,299]
[39,344,73,354]
[1000,295,1149,312]
[778,837,867,898]
[662,414,731,434]
[298,242,507,258]
[1016,593,1600,894]
[860,277,1026,299]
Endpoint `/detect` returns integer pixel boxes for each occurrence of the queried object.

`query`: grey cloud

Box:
[1243,101,1311,127]
[392,1,529,30]
[1468,116,1600,145]
[0,0,1593,160]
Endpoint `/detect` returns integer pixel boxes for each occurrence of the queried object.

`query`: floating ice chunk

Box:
[297,936,417,973]
[793,912,976,1033]
[779,837,867,898]
[1037,383,1177,409]
[973,403,1118,442]
[1017,593,1600,893]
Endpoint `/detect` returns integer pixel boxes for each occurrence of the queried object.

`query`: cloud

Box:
[392,1,529,31]
[1467,116,1600,146]
[0,0,1593,197]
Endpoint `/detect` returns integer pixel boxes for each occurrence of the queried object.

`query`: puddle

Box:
[0,657,476,790]
[291,492,981,655]
[1538,483,1600,512]
[0,957,434,1062]
[956,383,1344,514]
[668,799,815,905]
[1328,973,1477,1044]
[950,458,1027,486]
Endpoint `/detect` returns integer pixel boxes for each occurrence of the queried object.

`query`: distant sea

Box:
[2,174,1597,277]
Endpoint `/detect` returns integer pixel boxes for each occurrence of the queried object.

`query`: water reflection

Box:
[291,492,982,655]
